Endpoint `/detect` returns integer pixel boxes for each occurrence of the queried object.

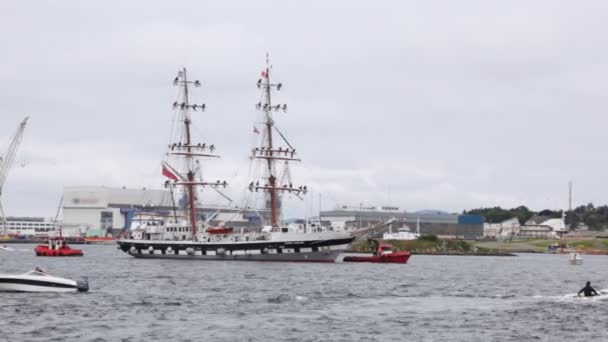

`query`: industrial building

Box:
[320,206,484,239]
[62,186,268,235]
[2,217,55,237]
[58,188,486,239]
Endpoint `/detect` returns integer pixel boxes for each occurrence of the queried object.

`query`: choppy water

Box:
[1,245,607,341]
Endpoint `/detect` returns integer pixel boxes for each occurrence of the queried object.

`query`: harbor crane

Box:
[0,117,28,235]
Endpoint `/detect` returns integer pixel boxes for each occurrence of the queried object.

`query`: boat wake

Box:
[531,289,608,303]
[267,294,309,304]
[1,248,32,252]
[561,289,608,301]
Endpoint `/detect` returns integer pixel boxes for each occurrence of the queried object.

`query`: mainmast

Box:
[165,68,226,240]
[249,56,307,228]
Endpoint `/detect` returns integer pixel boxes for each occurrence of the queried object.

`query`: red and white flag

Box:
[161,161,179,181]
[253,125,260,134]
[260,70,268,78]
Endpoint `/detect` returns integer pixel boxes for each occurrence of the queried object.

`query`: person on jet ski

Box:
[578,281,599,297]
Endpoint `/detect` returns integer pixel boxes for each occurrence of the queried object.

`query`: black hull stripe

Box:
[129,250,341,262]
[132,255,336,262]
[0,278,76,289]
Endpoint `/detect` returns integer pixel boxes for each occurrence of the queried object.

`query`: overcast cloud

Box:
[1,0,608,218]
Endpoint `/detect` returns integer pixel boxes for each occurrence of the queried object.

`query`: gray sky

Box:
[1,0,608,218]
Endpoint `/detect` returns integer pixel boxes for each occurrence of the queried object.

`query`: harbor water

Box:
[1,245,607,341]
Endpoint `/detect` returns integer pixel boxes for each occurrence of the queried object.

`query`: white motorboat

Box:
[0,269,88,292]
[383,228,420,241]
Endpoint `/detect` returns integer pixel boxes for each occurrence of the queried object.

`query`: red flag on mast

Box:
[253,125,260,134]
[161,162,179,181]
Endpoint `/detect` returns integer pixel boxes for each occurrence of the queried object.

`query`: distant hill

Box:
[414,209,452,215]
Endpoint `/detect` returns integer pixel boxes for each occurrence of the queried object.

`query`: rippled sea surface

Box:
[1,245,608,341]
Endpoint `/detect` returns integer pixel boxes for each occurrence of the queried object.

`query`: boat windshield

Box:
[27,267,49,276]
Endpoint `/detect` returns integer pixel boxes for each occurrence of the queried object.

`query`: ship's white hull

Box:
[117,235,354,263]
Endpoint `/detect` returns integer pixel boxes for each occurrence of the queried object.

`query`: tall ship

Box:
[117,59,354,262]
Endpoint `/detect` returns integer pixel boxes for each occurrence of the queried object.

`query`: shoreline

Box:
[343,250,517,256]
[1,240,94,245]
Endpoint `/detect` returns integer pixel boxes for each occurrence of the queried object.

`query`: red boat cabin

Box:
[35,238,83,257]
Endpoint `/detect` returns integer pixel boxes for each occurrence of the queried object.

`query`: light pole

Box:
[359,202,362,229]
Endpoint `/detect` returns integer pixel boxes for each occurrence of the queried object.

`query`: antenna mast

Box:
[249,55,307,228]
[166,69,226,240]
[0,117,28,235]
[568,181,572,212]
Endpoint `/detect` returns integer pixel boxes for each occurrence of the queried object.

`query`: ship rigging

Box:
[163,68,227,240]
[249,55,307,229]
[117,58,354,262]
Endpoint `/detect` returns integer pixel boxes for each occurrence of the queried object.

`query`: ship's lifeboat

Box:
[343,242,411,264]
[206,227,233,235]
[35,238,83,257]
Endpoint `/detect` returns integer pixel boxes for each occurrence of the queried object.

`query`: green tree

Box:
[465,204,607,231]
[464,205,533,225]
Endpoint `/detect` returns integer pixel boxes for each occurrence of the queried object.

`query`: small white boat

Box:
[0,269,88,292]
[569,252,583,265]
[0,245,15,252]
[383,217,421,241]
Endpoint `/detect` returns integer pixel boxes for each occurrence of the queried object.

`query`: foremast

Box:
[249,56,307,229]
[165,68,226,240]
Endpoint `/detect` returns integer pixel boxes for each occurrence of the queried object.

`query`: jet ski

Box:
[0,245,15,252]
[0,269,88,292]
[564,288,608,300]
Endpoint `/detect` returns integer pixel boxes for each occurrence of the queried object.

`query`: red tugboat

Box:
[343,239,411,264]
[35,237,83,257]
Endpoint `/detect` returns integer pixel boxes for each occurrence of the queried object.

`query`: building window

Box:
[101,211,113,231]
